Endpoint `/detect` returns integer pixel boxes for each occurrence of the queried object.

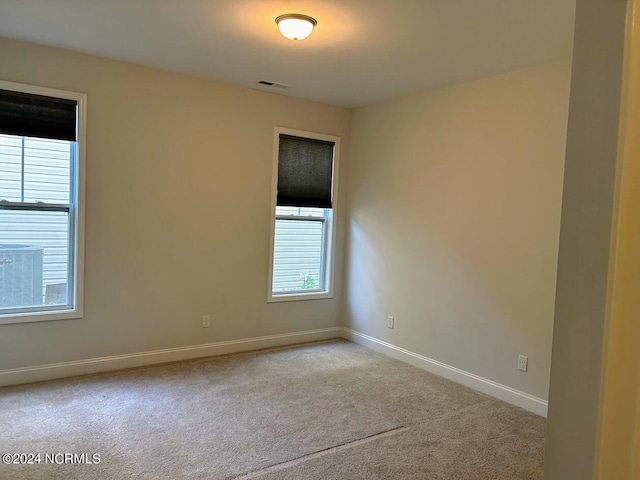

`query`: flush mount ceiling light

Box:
[275,13,317,41]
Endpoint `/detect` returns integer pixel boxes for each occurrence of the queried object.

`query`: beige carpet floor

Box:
[0,340,545,479]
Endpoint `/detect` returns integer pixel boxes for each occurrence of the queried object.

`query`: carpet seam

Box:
[229,425,408,479]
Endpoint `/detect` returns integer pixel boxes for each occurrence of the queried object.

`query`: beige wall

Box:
[0,36,351,370]
[343,61,571,400]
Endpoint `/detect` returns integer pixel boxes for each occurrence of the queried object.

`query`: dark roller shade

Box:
[277,134,335,208]
[0,89,77,141]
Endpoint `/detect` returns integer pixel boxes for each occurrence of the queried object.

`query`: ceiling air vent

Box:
[258,80,290,89]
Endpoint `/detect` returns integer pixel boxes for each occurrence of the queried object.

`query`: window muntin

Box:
[0,81,85,324]
[268,128,339,302]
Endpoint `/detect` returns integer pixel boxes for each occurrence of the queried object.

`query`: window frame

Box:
[267,127,340,303]
[0,80,86,325]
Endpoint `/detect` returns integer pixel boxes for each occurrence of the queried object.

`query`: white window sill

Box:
[0,308,83,325]
[267,291,334,303]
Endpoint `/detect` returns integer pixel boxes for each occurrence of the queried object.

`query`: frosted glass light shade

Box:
[275,14,317,41]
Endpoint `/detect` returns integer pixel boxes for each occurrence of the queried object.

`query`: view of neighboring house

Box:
[0,134,70,307]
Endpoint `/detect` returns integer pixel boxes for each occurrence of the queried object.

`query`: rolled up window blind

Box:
[277,134,335,208]
[0,89,77,141]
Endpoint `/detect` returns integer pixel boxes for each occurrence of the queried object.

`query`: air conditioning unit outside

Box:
[0,244,44,309]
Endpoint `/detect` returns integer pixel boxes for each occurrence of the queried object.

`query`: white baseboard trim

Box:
[0,326,549,417]
[341,327,548,417]
[0,327,342,387]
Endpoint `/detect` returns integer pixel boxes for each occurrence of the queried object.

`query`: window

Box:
[268,127,340,302]
[0,81,85,325]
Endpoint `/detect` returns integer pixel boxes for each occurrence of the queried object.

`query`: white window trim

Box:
[0,80,86,325]
[267,126,340,303]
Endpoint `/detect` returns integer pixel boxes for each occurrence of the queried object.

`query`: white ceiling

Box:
[0,0,575,108]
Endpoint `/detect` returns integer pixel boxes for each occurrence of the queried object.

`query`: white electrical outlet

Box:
[518,355,528,372]
[202,314,211,328]
[387,315,395,329]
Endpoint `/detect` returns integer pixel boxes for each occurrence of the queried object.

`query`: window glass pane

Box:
[24,137,71,203]
[0,134,71,204]
[0,209,70,310]
[272,218,323,293]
